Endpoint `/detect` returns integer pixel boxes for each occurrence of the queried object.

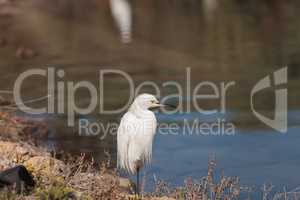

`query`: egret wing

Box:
[117,112,135,172]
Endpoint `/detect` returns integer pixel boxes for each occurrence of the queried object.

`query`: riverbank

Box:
[0,108,244,200]
[0,110,135,199]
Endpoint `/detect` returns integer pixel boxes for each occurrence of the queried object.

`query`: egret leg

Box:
[136,167,140,197]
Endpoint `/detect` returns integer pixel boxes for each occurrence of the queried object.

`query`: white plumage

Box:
[110,0,132,43]
[117,94,159,174]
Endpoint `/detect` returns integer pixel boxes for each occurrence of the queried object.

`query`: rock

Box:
[23,156,69,178]
[0,141,47,163]
[0,165,35,193]
[0,141,70,187]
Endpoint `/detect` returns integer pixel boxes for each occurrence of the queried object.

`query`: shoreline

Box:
[0,111,135,199]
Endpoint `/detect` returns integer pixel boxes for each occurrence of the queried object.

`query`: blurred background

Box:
[0,0,300,191]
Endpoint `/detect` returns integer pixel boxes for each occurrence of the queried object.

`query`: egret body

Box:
[117,94,163,195]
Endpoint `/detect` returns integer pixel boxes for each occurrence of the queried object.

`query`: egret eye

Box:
[151,100,156,103]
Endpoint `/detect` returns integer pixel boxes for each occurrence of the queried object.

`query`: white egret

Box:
[109,0,132,43]
[117,94,173,195]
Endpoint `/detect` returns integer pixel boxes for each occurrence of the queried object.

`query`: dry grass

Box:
[64,154,126,200]
[150,158,240,200]
[30,153,128,200]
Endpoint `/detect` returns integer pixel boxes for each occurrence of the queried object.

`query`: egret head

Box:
[133,94,163,110]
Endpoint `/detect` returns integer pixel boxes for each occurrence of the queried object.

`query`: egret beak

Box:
[152,103,165,108]
[164,103,177,109]
[152,103,176,109]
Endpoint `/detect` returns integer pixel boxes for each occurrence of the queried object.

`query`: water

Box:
[0,0,300,191]
[151,111,300,189]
